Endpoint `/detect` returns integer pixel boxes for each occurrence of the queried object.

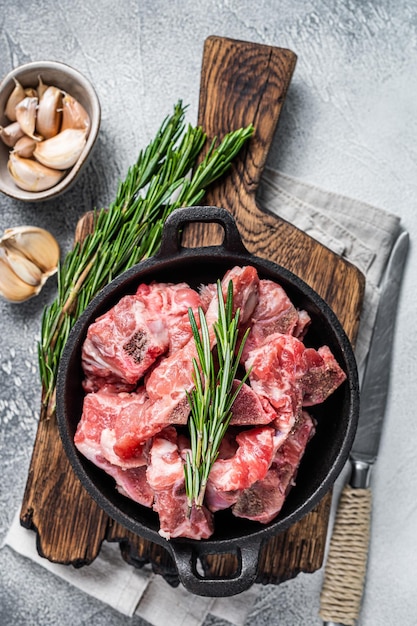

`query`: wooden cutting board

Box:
[20,36,365,588]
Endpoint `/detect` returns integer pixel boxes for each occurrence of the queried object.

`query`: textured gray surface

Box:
[1,1,416,625]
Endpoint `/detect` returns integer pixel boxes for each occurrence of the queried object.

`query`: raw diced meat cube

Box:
[82,294,170,391]
[245,333,306,437]
[301,345,347,405]
[111,390,189,460]
[241,279,310,360]
[232,411,315,523]
[147,427,214,539]
[207,426,278,493]
[74,387,149,468]
[217,265,260,325]
[74,395,154,508]
[146,427,184,491]
[135,281,202,353]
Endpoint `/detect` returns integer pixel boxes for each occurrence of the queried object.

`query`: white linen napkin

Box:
[2,511,257,624]
[259,168,402,377]
[2,167,402,625]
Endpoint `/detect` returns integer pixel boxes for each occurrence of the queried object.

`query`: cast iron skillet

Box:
[56,206,359,596]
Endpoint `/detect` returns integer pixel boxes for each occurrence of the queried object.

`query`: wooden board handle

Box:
[198,36,297,202]
[19,35,365,589]
[183,36,296,247]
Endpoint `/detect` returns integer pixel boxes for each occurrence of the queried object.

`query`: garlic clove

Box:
[11,135,37,158]
[15,96,39,139]
[8,152,66,192]
[2,245,43,286]
[36,85,63,139]
[36,75,49,99]
[0,121,25,147]
[25,87,38,98]
[33,128,87,170]
[61,93,90,133]
[5,78,26,122]
[2,225,60,274]
[0,247,40,302]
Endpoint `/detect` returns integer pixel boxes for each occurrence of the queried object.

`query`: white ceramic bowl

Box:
[0,61,101,202]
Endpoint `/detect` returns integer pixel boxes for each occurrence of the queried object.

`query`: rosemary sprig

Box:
[184,280,251,510]
[38,101,254,413]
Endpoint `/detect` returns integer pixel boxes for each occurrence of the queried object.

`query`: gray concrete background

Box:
[1,1,416,625]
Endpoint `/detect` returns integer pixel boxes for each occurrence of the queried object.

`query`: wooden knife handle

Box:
[319,484,372,625]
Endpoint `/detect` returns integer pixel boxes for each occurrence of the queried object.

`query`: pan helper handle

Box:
[156,205,249,258]
[169,540,261,597]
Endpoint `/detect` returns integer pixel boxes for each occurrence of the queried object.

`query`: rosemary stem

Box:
[185,280,250,509]
[38,102,254,410]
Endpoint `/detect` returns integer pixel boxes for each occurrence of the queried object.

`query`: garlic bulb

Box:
[4,78,26,121]
[8,152,66,192]
[36,85,63,139]
[33,128,87,170]
[0,226,60,303]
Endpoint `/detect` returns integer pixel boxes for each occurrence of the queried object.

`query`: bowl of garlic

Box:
[0,61,100,201]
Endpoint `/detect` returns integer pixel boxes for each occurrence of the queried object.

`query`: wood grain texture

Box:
[19,36,365,588]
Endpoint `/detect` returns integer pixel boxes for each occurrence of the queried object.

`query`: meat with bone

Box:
[240,279,311,361]
[111,465,155,508]
[135,282,202,354]
[245,332,306,438]
[81,294,169,392]
[206,426,281,493]
[76,265,346,539]
[147,427,214,540]
[229,379,277,426]
[232,410,316,523]
[245,332,346,435]
[144,265,259,407]
[81,282,202,393]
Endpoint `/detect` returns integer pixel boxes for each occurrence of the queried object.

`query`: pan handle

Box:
[169,538,261,597]
[157,206,249,258]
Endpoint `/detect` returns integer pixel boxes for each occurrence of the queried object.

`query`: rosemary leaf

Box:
[38,102,254,414]
[184,280,251,510]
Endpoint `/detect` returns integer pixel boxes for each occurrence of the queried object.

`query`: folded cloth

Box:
[258,168,402,376]
[2,168,402,625]
[2,512,257,625]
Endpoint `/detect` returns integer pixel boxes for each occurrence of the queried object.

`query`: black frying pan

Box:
[56,206,359,596]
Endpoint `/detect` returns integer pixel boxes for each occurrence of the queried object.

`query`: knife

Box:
[319,229,409,626]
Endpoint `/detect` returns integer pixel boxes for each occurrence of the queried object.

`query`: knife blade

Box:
[349,229,409,486]
[319,229,409,626]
